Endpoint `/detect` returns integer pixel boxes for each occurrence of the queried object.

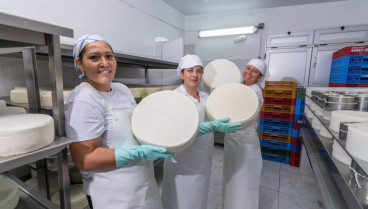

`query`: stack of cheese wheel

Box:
[10,87,70,107]
[206,83,259,129]
[51,184,88,209]
[346,123,368,162]
[0,175,20,209]
[0,114,54,156]
[329,110,368,132]
[145,86,161,95]
[332,139,352,165]
[0,106,26,116]
[132,91,199,153]
[202,59,241,91]
[25,172,59,196]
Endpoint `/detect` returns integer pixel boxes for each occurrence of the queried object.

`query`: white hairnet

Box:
[246,59,269,89]
[73,34,111,70]
[176,54,203,76]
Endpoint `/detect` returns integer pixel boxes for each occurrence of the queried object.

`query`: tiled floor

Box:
[156,144,323,209]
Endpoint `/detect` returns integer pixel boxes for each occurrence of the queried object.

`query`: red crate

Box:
[329,83,368,87]
[293,122,299,130]
[289,151,301,167]
[332,45,368,59]
[291,137,302,146]
[261,111,294,121]
[263,97,296,106]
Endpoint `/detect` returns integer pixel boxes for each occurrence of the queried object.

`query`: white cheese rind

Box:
[329,110,368,132]
[132,91,199,153]
[0,114,55,156]
[346,123,368,162]
[202,59,241,91]
[51,184,88,209]
[0,106,26,116]
[0,176,20,209]
[332,139,352,165]
[206,83,259,129]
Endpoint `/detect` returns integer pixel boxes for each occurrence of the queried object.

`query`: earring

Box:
[79,73,85,78]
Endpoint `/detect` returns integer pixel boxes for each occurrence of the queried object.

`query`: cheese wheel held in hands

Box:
[206,83,259,129]
[202,59,241,91]
[132,91,199,153]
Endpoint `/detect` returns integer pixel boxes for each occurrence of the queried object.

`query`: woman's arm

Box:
[69,135,116,171]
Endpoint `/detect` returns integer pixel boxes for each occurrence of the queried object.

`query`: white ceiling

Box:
[162,0,351,15]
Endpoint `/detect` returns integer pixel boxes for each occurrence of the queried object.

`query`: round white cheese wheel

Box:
[10,89,28,103]
[69,167,83,184]
[0,114,55,156]
[206,83,259,129]
[0,100,6,108]
[0,176,20,209]
[25,174,59,196]
[51,184,88,209]
[39,90,70,107]
[132,91,199,153]
[319,126,332,139]
[346,123,368,162]
[202,59,241,91]
[329,110,368,133]
[0,106,26,116]
[332,139,352,165]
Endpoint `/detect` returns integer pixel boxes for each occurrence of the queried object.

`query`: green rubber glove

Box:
[197,117,243,137]
[115,145,175,167]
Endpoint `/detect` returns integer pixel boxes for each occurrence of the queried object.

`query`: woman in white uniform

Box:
[161,54,242,209]
[64,34,173,209]
[221,59,268,209]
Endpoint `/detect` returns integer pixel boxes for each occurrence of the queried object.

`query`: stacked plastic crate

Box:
[329,45,368,87]
[259,81,297,165]
[289,87,306,167]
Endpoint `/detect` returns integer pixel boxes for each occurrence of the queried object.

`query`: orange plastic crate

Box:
[261,104,295,114]
[258,132,292,143]
[264,81,298,90]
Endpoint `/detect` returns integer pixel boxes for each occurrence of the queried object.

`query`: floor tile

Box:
[280,163,301,178]
[261,160,281,191]
[279,175,322,202]
[279,193,321,209]
[259,187,279,209]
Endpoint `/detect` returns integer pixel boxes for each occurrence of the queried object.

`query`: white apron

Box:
[89,108,163,209]
[222,83,263,209]
[161,86,214,209]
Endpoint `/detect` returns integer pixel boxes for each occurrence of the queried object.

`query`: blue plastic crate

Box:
[259,139,291,150]
[260,119,293,128]
[259,125,293,136]
[261,152,290,164]
[360,75,368,84]
[292,129,299,137]
[291,144,301,152]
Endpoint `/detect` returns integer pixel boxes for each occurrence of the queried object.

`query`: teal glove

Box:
[115,145,175,167]
[197,117,243,137]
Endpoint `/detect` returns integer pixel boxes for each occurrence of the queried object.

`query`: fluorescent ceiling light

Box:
[198,26,258,38]
[155,36,169,43]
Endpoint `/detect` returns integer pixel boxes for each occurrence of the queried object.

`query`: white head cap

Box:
[176,54,203,76]
[73,34,111,70]
[246,59,268,89]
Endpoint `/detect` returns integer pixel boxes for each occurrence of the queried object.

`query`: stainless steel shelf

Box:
[0,137,72,173]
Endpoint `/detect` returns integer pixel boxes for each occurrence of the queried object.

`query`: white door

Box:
[266,47,312,86]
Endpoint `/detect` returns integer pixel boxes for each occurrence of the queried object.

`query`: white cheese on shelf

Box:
[129,87,145,98]
[132,91,199,153]
[332,139,352,166]
[10,88,70,107]
[0,100,6,107]
[0,114,55,156]
[202,59,241,91]
[0,106,26,116]
[51,184,88,209]
[346,123,368,162]
[0,175,20,209]
[329,110,368,132]
[206,83,259,129]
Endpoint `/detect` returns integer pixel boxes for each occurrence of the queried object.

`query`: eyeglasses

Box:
[186,68,203,74]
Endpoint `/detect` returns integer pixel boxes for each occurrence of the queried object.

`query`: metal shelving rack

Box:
[0,12,73,209]
[299,95,368,209]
